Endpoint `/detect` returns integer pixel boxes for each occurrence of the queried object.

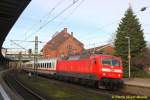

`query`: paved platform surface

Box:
[0,69,11,100]
[0,85,10,100]
[124,78,150,88]
[0,93,4,100]
[0,68,23,100]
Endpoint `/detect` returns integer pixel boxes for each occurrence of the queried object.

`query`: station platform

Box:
[123,78,150,96]
[124,78,150,88]
[0,69,23,100]
[0,69,10,100]
[0,84,10,100]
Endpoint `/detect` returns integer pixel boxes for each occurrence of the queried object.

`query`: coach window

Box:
[36,64,38,68]
[52,62,55,68]
[48,63,49,68]
[50,62,52,68]
[41,63,43,68]
[37,64,39,68]
[47,63,49,68]
[44,63,47,68]
[39,63,40,68]
[49,63,51,68]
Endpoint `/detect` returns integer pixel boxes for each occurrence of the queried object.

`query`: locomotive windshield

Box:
[102,58,120,66]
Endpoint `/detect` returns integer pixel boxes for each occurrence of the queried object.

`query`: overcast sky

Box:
[3,0,150,51]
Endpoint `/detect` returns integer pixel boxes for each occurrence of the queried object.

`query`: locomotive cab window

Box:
[102,58,120,66]
[112,59,120,66]
[102,59,111,65]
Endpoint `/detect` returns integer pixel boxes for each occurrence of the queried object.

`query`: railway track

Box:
[39,74,134,97]
[4,72,45,100]
[4,71,149,100]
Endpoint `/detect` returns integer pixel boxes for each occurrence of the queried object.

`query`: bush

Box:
[123,67,150,78]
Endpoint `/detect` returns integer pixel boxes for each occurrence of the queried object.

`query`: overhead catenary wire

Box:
[39,0,65,23]
[21,2,150,44]
[24,0,80,41]
[35,0,85,44]
[10,40,27,50]
[9,2,150,51]
[22,0,82,49]
[22,0,65,41]
[16,0,67,49]
[54,0,85,32]
[26,4,149,50]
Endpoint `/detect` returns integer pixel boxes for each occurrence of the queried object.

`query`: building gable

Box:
[86,44,114,55]
[42,28,84,58]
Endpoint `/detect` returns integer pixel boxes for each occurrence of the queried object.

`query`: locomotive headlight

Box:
[103,73,106,76]
[118,74,120,77]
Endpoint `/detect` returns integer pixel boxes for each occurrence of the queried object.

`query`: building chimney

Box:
[71,32,73,37]
[64,28,67,33]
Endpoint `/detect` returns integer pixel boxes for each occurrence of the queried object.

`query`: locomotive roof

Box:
[67,54,120,60]
[90,54,120,58]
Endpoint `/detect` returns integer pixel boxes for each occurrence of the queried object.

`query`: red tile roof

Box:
[44,28,83,50]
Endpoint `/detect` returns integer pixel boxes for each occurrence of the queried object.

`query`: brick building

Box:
[86,44,115,55]
[42,28,84,58]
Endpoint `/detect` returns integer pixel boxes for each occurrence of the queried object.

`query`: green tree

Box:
[114,7,146,68]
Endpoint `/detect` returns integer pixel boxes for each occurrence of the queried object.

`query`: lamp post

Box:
[125,36,131,79]
[140,7,147,11]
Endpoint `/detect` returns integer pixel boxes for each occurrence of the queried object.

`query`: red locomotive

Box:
[23,54,123,90]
